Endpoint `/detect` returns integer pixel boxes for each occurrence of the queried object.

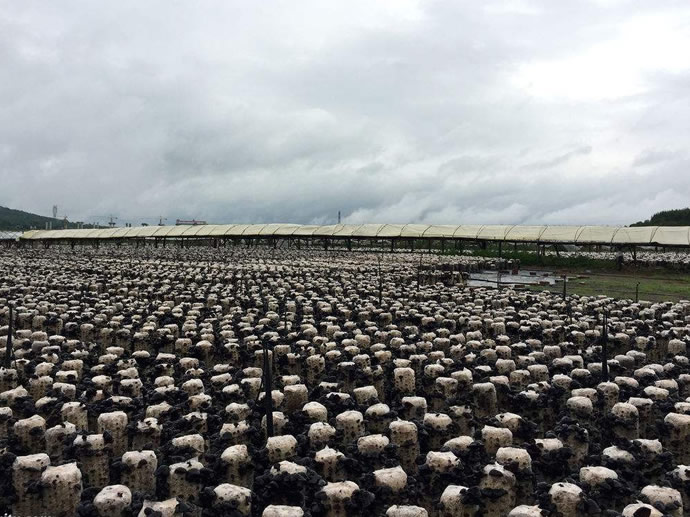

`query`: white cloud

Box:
[511,9,690,100]
[0,0,688,226]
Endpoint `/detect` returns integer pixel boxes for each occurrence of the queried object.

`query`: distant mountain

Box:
[0,205,79,231]
[631,208,690,227]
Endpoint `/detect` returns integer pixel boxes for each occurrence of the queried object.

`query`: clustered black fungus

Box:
[0,245,688,516]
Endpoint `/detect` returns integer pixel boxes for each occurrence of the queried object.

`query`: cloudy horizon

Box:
[1,0,688,227]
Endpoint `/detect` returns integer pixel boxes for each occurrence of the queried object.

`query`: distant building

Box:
[176,219,207,225]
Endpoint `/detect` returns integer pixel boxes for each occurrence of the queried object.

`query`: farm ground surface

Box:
[524,268,690,303]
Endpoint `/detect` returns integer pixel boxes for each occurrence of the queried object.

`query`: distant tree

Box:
[631,207,690,227]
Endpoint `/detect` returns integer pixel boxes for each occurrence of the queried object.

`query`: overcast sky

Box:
[1,0,688,226]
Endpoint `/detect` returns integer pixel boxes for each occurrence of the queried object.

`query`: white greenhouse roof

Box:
[0,231,22,240]
[18,224,690,246]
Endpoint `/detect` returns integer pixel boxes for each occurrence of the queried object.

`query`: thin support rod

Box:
[4,305,13,368]
[263,341,274,438]
[601,311,609,382]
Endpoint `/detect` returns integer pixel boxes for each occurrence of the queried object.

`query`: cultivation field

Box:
[0,246,689,516]
[524,269,690,303]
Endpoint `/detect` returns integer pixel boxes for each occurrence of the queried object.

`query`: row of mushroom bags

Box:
[528,249,690,270]
[0,245,689,516]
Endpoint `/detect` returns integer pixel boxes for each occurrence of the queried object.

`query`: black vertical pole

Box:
[5,305,13,368]
[263,340,274,438]
[562,275,567,299]
[635,282,640,303]
[497,242,502,289]
[417,253,422,290]
[601,311,609,382]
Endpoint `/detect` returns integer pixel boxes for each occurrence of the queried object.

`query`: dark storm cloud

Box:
[0,0,688,227]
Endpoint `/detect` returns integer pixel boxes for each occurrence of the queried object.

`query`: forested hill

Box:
[0,205,76,231]
[632,208,690,227]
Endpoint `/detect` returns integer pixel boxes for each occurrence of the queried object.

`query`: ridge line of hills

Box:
[0,205,81,231]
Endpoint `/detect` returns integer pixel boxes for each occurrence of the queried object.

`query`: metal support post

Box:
[263,340,274,438]
[601,311,609,382]
[4,305,13,368]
